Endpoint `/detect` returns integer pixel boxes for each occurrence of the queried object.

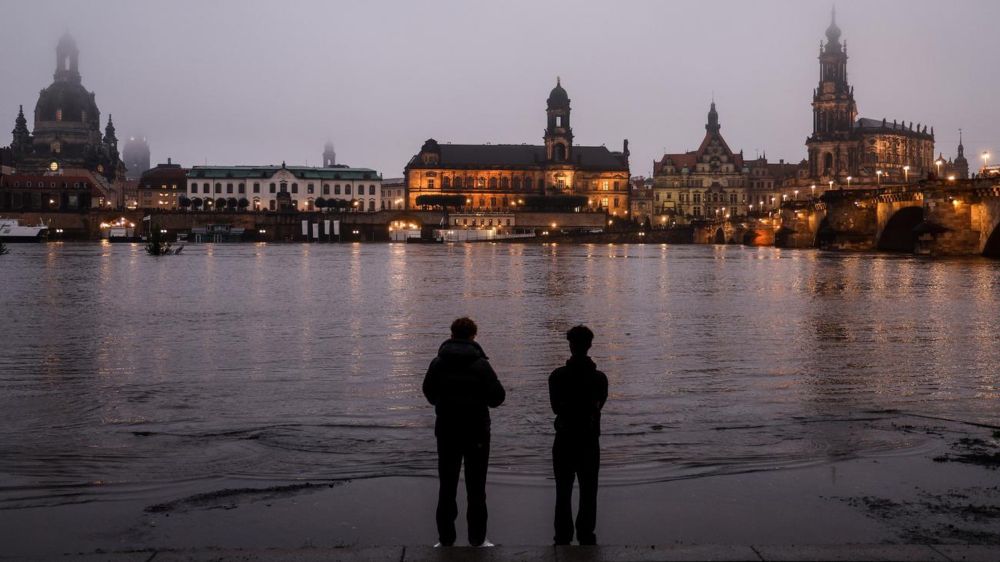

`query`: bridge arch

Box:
[713,228,726,244]
[984,223,1000,258]
[741,230,759,245]
[877,206,923,252]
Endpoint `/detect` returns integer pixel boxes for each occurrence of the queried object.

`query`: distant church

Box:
[4,34,125,184]
[806,9,935,183]
[405,79,631,214]
[123,136,151,180]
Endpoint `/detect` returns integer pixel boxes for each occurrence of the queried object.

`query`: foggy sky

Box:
[2,0,998,177]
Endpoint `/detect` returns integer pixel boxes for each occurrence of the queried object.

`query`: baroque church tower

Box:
[323,141,336,167]
[544,77,573,163]
[807,7,858,178]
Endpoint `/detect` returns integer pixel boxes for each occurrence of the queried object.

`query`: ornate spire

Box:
[825,5,842,51]
[12,104,31,147]
[706,100,720,134]
[103,114,117,145]
[957,128,964,158]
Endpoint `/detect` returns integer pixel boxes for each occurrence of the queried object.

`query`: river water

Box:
[1,242,998,510]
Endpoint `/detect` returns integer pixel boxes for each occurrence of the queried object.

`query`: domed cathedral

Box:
[806,8,935,185]
[7,34,125,184]
[405,78,631,215]
[122,135,151,180]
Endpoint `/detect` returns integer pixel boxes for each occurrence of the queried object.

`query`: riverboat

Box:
[0,219,48,242]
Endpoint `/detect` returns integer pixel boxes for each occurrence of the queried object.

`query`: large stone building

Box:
[405,79,631,215]
[381,177,405,210]
[3,34,125,207]
[806,9,935,184]
[137,159,187,210]
[651,102,809,221]
[185,163,382,212]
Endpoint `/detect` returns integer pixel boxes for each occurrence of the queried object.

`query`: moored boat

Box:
[0,219,48,242]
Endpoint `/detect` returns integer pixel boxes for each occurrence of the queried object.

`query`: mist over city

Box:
[2,0,997,175]
[2,2,1000,561]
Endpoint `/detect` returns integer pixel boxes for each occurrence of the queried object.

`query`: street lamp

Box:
[829,180,834,191]
[846,176,852,188]
[811,184,816,199]
[935,159,943,178]
[876,170,883,185]
[903,165,910,183]
[984,151,991,173]
[794,190,799,200]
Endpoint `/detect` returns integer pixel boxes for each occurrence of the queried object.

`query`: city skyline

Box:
[1,0,997,177]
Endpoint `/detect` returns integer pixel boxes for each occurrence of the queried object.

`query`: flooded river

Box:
[1,242,998,509]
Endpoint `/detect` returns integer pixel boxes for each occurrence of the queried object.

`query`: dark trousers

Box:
[436,434,490,546]
[553,434,600,545]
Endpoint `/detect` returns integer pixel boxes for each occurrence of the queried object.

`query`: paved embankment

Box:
[8,544,998,561]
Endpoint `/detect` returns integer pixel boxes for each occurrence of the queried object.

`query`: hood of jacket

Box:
[437,338,488,363]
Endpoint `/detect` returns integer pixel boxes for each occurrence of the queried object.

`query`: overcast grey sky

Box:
[2,0,998,177]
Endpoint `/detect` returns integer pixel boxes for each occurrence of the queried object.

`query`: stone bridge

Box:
[691,219,777,247]
[774,179,1000,257]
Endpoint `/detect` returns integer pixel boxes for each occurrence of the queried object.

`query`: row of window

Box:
[427,177,624,191]
[189,182,379,196]
[426,196,622,209]
[5,181,87,189]
[655,192,742,204]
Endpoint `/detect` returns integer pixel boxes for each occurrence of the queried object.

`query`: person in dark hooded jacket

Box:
[548,325,608,545]
[423,317,505,547]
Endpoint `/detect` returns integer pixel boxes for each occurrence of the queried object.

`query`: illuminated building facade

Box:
[186,163,382,212]
[405,79,631,215]
[137,159,187,210]
[652,102,750,220]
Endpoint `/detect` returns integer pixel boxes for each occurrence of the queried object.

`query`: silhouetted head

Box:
[450,317,478,340]
[566,325,593,357]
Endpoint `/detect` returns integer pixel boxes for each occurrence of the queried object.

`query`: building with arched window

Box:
[186,162,382,212]
[405,79,630,215]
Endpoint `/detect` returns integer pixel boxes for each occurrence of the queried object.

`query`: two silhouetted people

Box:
[549,325,608,545]
[423,319,607,547]
[422,317,506,547]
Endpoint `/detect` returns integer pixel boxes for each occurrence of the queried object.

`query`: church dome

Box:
[547,77,570,109]
[34,80,100,127]
[825,7,842,46]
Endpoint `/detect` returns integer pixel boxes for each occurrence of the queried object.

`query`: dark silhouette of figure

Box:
[423,317,506,547]
[548,325,608,545]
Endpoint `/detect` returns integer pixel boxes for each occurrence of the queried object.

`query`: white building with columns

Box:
[186,163,382,212]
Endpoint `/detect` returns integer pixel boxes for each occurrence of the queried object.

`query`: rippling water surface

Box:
[1,242,998,507]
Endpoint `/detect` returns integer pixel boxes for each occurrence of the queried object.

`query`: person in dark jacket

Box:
[548,325,608,545]
[423,317,506,547]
